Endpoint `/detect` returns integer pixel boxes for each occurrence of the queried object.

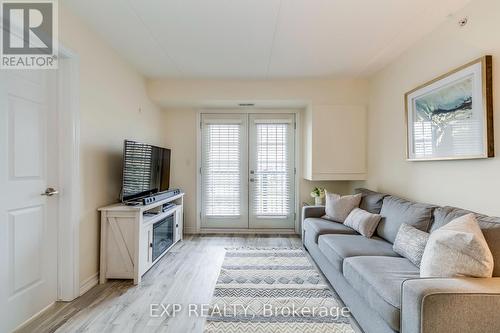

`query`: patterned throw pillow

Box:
[344,208,382,238]
[393,224,429,267]
[420,214,494,278]
[322,191,362,223]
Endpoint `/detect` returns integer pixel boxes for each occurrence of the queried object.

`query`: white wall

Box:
[365,0,500,216]
[151,79,368,233]
[59,6,164,285]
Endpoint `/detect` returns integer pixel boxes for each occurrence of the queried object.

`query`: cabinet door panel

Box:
[306,105,367,180]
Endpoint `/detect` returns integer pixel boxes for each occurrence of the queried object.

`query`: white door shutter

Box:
[249,114,295,228]
[201,114,248,228]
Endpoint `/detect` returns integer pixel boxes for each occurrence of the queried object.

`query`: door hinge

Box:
[294,122,296,130]
[294,212,297,220]
[294,167,296,175]
[199,167,202,174]
[200,121,203,129]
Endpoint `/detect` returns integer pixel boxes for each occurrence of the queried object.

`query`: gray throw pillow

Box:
[420,214,494,278]
[344,208,382,238]
[322,191,362,223]
[393,224,429,267]
[354,188,387,214]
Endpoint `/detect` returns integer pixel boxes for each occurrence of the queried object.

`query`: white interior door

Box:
[201,114,248,228]
[200,113,295,230]
[0,70,59,332]
[249,114,295,228]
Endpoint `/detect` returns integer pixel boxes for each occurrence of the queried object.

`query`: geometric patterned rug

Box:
[204,248,354,333]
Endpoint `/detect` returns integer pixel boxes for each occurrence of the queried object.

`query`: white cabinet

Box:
[303,104,367,181]
[98,193,184,284]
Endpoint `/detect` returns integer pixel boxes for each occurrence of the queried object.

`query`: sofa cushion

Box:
[317,234,400,272]
[303,218,357,243]
[355,188,388,214]
[432,206,500,277]
[343,256,420,332]
[377,195,436,243]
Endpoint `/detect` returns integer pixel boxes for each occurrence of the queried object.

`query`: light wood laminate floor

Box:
[17,234,303,333]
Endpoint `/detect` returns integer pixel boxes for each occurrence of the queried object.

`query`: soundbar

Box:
[142,189,181,205]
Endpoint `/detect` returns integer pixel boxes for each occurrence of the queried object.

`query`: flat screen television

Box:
[121,140,171,202]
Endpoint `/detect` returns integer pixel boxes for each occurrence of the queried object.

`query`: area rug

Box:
[204,248,354,333]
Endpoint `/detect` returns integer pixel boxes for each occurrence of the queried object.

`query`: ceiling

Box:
[64,0,472,79]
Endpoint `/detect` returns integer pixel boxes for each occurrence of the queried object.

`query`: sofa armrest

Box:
[301,206,325,242]
[302,205,325,220]
[401,277,500,333]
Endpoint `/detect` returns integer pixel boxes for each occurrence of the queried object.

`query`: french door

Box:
[201,113,295,229]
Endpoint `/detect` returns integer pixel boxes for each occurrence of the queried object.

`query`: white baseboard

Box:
[79,272,99,296]
[185,226,299,235]
[14,301,55,331]
[184,226,198,234]
[199,228,298,234]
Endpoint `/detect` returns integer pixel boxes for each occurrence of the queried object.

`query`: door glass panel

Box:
[201,114,247,228]
[204,123,241,216]
[254,123,290,217]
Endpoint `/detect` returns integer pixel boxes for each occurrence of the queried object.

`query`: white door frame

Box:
[56,45,81,301]
[196,108,301,234]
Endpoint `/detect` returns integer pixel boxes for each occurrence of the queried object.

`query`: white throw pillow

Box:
[322,191,362,223]
[344,208,381,238]
[420,213,494,278]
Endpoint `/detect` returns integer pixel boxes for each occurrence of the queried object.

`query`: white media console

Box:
[98,193,184,284]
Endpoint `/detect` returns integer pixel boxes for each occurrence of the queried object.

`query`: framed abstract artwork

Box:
[405,56,494,161]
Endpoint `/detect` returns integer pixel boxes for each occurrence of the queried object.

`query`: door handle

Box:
[41,187,59,196]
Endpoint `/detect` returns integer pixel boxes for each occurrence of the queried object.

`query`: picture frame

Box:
[405,56,494,161]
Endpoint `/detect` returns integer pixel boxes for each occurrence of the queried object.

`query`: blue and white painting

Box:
[414,75,474,148]
[407,57,492,160]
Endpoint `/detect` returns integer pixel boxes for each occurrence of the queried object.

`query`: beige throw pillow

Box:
[322,191,362,223]
[343,208,382,238]
[420,213,494,278]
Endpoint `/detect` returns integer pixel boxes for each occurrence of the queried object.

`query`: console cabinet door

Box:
[175,208,183,242]
[147,226,153,265]
[139,224,153,276]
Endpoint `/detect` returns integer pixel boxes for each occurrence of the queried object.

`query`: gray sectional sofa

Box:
[302,188,500,333]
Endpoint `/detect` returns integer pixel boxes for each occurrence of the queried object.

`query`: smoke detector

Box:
[458,17,468,27]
